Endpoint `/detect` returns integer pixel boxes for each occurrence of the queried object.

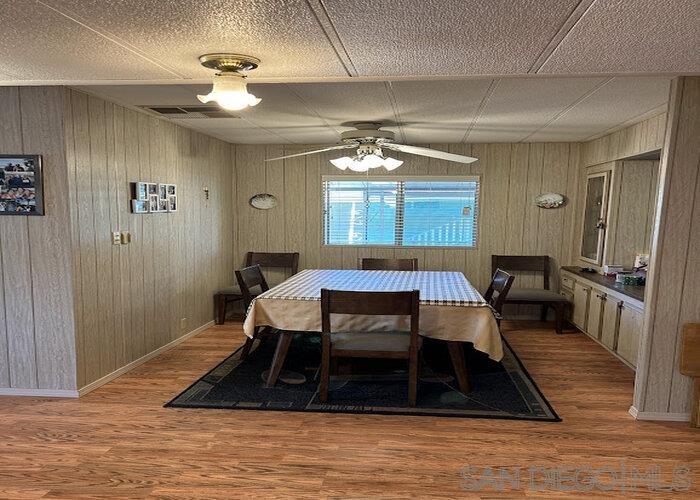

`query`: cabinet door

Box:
[587,290,606,340]
[600,297,622,350]
[617,304,644,367]
[572,283,591,331]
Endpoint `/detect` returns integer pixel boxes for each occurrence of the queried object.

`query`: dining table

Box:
[242,268,502,392]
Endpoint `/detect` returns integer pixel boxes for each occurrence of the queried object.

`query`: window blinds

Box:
[323,177,479,247]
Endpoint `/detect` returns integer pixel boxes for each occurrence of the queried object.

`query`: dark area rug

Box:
[166,333,560,421]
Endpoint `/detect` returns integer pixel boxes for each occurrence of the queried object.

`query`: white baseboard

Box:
[0,388,79,398]
[78,320,215,396]
[629,405,691,422]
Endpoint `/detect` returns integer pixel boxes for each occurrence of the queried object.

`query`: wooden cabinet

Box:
[561,269,644,370]
[587,291,606,341]
[616,304,644,366]
[601,297,622,350]
[572,282,591,331]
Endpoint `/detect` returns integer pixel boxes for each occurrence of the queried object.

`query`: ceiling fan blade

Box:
[383,143,478,164]
[265,144,356,162]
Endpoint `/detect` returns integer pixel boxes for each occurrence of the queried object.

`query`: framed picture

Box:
[134,182,148,201]
[148,194,159,212]
[147,183,158,196]
[168,195,177,212]
[158,198,169,212]
[158,183,168,200]
[131,199,148,213]
[0,155,44,216]
[166,184,177,197]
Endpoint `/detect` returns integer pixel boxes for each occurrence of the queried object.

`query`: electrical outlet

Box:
[112,232,121,245]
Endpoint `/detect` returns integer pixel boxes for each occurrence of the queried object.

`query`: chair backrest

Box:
[321,289,420,348]
[246,252,299,275]
[235,264,269,309]
[483,269,515,315]
[492,255,550,289]
[358,258,419,271]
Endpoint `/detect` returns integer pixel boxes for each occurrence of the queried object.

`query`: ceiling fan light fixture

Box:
[382,157,403,171]
[197,54,261,111]
[329,156,353,170]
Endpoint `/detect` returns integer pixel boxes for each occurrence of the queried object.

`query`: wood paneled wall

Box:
[634,77,700,418]
[64,89,234,389]
[581,112,667,167]
[0,87,77,391]
[232,143,581,304]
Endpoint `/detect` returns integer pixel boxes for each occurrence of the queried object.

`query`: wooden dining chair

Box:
[320,289,421,406]
[358,257,419,271]
[483,268,516,325]
[215,252,299,324]
[491,255,569,334]
[235,264,272,360]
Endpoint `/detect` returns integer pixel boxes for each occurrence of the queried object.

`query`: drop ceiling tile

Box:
[467,77,608,142]
[45,0,348,78]
[286,81,396,129]
[540,0,700,73]
[0,1,175,80]
[322,0,581,76]
[390,79,492,143]
[528,77,671,141]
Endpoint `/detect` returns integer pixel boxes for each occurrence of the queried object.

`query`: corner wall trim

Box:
[629,405,691,422]
[78,321,216,397]
[0,388,80,398]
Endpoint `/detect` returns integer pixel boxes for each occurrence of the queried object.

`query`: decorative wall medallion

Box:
[535,193,565,209]
[249,193,277,210]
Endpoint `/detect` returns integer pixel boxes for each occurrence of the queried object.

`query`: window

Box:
[323,176,479,247]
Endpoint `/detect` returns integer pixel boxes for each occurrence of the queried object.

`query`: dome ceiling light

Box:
[196,53,261,111]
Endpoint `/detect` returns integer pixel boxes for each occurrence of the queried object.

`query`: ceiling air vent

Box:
[142,106,240,119]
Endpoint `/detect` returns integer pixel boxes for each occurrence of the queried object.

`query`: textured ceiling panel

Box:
[44,0,348,78]
[287,81,396,131]
[0,1,176,80]
[467,77,608,142]
[322,0,581,75]
[80,76,670,143]
[540,0,700,74]
[528,77,671,141]
[390,79,492,143]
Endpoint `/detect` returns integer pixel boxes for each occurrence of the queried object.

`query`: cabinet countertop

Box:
[561,266,645,303]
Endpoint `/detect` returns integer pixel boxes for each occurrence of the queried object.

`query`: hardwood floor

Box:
[1,321,698,499]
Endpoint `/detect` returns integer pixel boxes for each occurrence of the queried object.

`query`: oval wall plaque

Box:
[535,193,565,209]
[249,193,278,210]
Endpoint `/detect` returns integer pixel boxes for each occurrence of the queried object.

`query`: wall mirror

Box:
[580,171,610,265]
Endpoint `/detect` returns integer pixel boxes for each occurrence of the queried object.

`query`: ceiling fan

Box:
[265,122,478,172]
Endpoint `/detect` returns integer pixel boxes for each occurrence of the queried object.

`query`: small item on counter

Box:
[622,275,646,286]
[615,271,633,283]
[579,267,596,273]
[604,264,624,275]
[634,253,650,269]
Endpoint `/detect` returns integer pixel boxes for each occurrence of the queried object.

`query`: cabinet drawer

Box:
[561,275,575,291]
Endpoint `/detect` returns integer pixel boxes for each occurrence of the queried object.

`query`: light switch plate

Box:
[112,232,121,245]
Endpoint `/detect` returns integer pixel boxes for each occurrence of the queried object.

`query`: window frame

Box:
[321,174,481,249]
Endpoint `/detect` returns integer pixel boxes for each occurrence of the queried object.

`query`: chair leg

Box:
[554,303,564,335]
[319,335,331,403]
[540,304,549,322]
[408,347,419,407]
[266,331,293,388]
[446,341,471,394]
[216,294,227,325]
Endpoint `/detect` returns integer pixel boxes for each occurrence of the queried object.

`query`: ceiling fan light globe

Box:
[330,156,353,170]
[361,154,384,169]
[348,161,369,172]
[382,157,403,171]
